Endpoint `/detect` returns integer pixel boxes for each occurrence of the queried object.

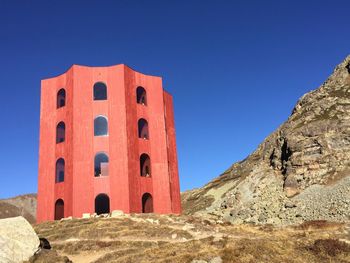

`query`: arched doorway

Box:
[142,193,153,213]
[55,158,65,183]
[94,152,109,177]
[136,86,147,105]
[56,122,65,143]
[95,194,110,215]
[138,118,149,139]
[140,153,151,177]
[57,88,66,108]
[54,199,64,220]
[94,116,108,136]
[93,82,107,100]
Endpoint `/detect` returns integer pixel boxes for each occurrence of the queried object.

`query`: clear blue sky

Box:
[0,0,349,198]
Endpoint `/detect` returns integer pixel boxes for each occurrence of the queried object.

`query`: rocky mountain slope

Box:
[182,55,350,225]
[0,194,37,223]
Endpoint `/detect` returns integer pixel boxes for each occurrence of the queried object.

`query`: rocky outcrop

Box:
[0,216,39,263]
[182,55,350,225]
[0,194,37,223]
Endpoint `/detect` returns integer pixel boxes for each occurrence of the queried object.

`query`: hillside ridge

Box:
[0,193,37,223]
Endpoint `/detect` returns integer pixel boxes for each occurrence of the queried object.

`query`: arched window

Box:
[57,89,66,108]
[94,153,109,177]
[94,116,108,136]
[138,118,149,139]
[95,194,110,215]
[136,86,147,105]
[93,82,107,100]
[142,193,153,213]
[56,122,65,143]
[54,199,64,220]
[55,158,65,183]
[140,153,151,177]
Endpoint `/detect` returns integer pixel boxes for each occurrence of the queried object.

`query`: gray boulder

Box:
[0,216,39,263]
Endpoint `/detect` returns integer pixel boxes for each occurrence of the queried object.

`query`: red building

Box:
[37,64,181,222]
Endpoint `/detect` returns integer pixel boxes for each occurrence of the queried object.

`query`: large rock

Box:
[182,55,350,225]
[0,216,39,263]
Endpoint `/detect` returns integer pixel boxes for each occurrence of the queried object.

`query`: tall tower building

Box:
[37,65,181,222]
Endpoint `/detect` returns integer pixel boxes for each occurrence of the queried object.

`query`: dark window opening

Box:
[56,122,65,143]
[56,158,65,183]
[142,193,153,213]
[94,116,108,136]
[54,199,64,220]
[138,118,149,140]
[136,86,147,105]
[94,153,109,177]
[95,194,110,215]
[140,153,151,177]
[57,89,66,108]
[93,82,107,100]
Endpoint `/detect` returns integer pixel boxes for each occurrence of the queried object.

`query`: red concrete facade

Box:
[37,64,181,223]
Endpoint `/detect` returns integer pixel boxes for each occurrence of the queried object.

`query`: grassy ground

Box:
[27,215,350,263]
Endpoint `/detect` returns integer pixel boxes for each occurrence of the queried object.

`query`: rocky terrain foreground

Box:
[28,214,350,263]
[183,55,350,225]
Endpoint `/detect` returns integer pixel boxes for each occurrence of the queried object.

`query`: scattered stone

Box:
[285,188,300,198]
[111,210,124,217]
[99,213,109,218]
[65,238,80,242]
[258,213,266,222]
[182,224,195,231]
[146,218,159,224]
[285,201,297,208]
[210,256,223,263]
[82,213,90,218]
[232,218,243,224]
[213,234,224,242]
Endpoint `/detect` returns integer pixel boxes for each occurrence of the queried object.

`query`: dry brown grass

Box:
[307,239,350,258]
[295,220,345,231]
[31,215,350,263]
[35,217,193,242]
